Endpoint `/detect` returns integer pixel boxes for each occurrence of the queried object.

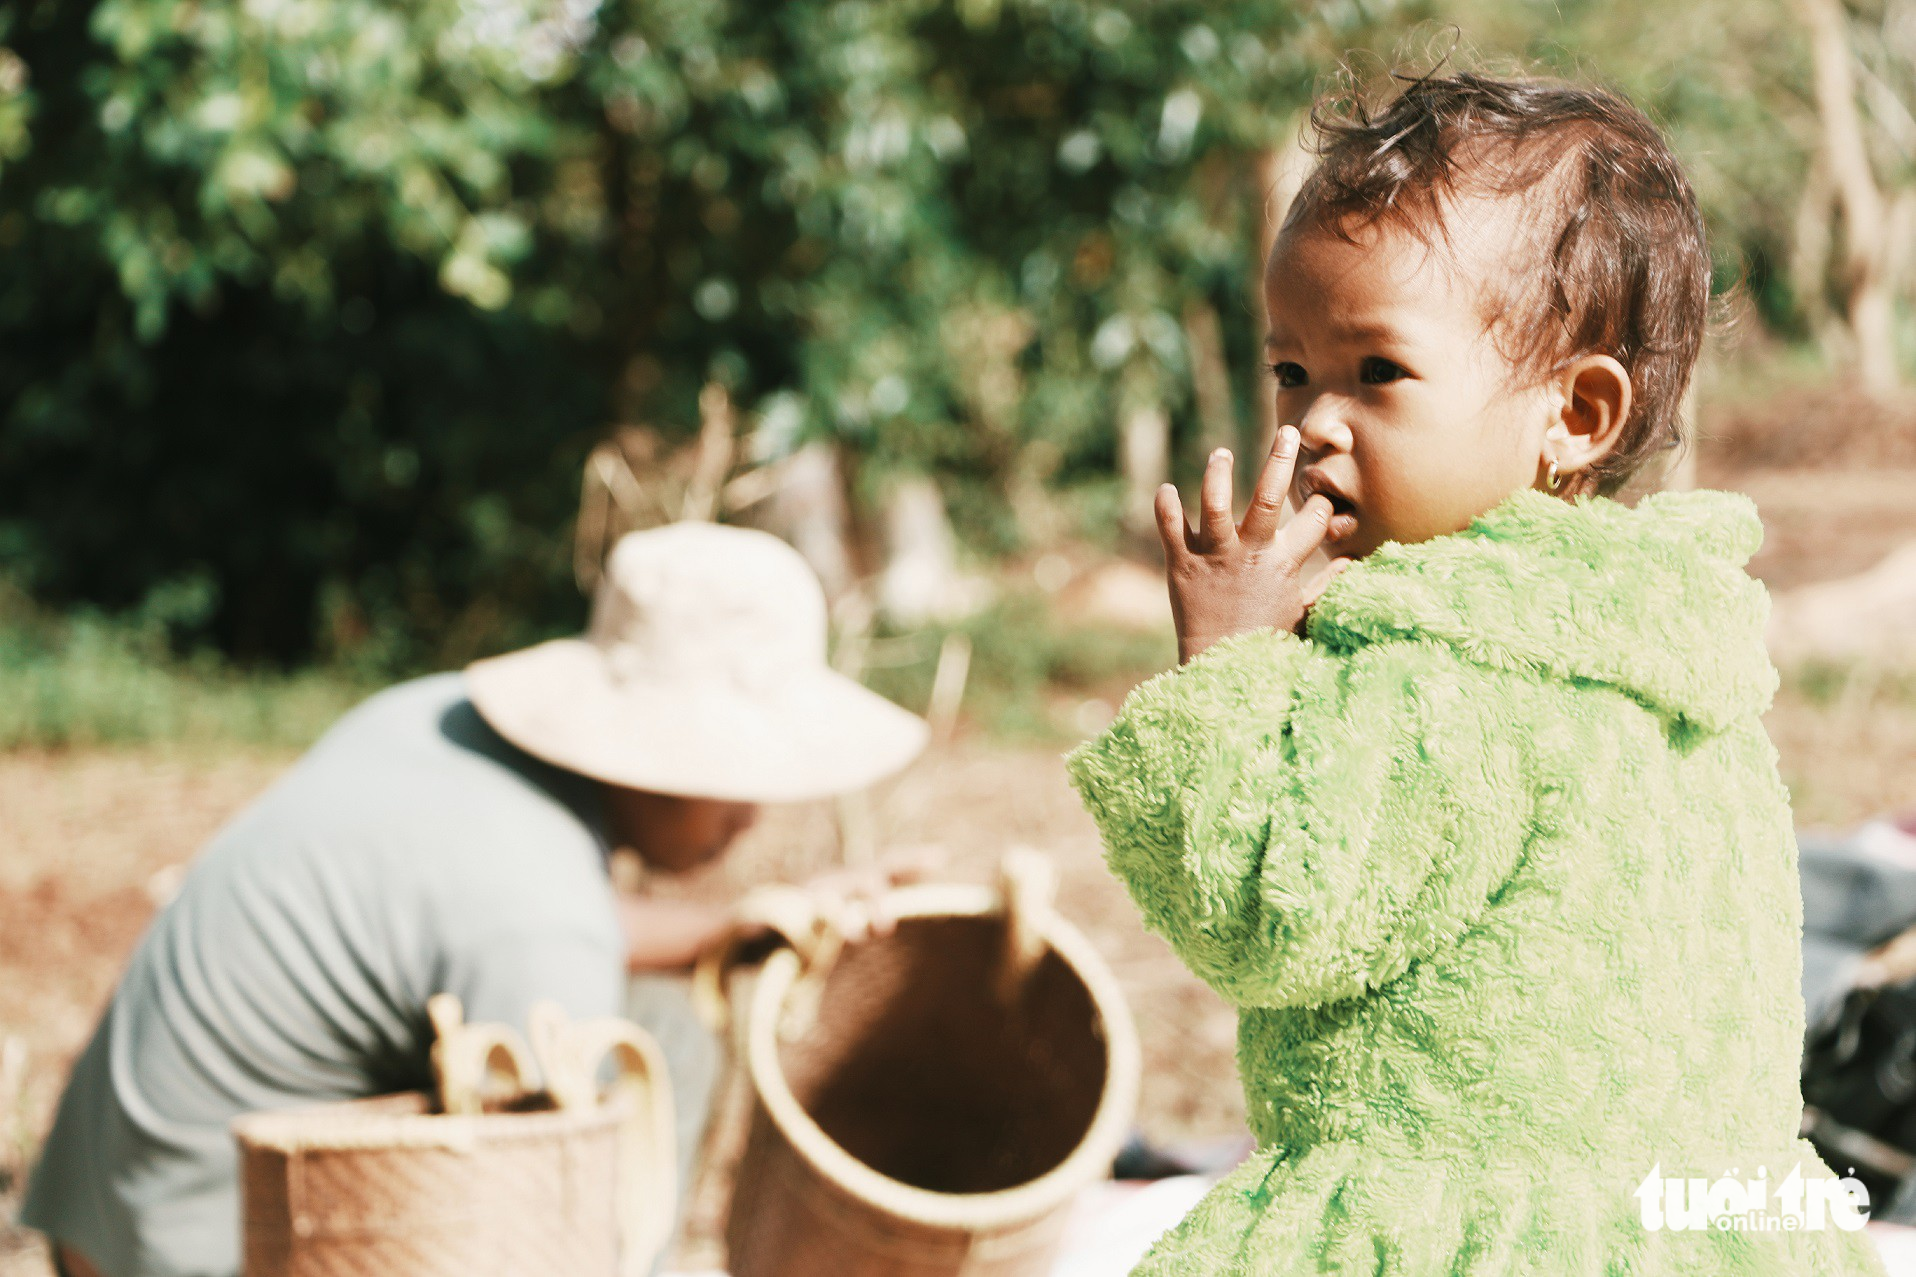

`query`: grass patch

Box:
[859,591,1176,744]
[1779,660,1916,709]
[1769,658,1916,828]
[0,586,372,751]
[0,581,1175,753]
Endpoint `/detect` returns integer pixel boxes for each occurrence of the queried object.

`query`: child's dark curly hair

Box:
[1285,69,1711,497]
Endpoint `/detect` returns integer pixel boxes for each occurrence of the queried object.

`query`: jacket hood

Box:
[1304,486,1779,735]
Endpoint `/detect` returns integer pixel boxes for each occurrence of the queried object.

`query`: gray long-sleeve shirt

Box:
[20,673,624,1277]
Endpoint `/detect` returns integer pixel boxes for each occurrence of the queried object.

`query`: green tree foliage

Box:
[1,0,1392,665]
[1440,0,1908,343]
[0,0,618,664]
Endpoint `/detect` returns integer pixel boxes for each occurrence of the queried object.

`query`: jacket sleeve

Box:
[1064,627,1543,1009]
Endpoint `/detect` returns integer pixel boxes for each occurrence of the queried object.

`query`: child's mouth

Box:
[1295,468,1359,542]
[1324,495,1358,541]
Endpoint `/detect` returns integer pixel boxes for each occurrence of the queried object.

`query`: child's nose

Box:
[1295,399,1355,454]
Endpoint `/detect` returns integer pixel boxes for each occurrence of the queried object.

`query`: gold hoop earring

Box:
[1546,458,1562,492]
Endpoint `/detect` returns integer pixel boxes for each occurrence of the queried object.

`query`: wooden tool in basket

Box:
[231,995,676,1277]
[695,849,1141,1277]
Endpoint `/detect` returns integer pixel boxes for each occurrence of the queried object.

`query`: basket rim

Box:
[744,881,1142,1231]
[231,1090,630,1153]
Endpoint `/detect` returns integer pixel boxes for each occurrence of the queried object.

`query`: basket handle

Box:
[994,848,1058,1004]
[427,993,538,1116]
[529,1002,679,1277]
[691,884,838,1036]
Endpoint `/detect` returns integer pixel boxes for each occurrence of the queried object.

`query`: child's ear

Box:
[1547,355,1632,481]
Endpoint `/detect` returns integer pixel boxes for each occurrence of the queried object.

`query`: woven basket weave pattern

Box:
[725,888,1139,1277]
[236,1071,637,1275]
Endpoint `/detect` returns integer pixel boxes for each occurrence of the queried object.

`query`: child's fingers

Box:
[1301,555,1355,607]
[1278,492,1336,566]
[1238,425,1299,543]
[1154,482,1192,559]
[1197,449,1237,550]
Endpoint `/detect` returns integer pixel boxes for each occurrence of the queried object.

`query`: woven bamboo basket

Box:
[709,852,1141,1277]
[232,1000,675,1277]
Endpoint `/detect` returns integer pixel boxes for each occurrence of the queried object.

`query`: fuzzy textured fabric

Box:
[1066,486,1888,1275]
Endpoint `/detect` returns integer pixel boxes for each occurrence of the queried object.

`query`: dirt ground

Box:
[5,693,1914,1274]
[0,740,1246,1274]
[3,390,1915,1273]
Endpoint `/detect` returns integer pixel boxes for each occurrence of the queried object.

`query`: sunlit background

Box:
[2,0,1914,1270]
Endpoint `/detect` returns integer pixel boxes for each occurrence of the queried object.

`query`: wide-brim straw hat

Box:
[466,523,928,803]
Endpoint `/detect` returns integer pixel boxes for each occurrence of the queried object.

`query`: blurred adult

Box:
[21,522,929,1277]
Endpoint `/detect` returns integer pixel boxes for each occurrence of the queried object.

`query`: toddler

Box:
[1067,71,1891,1274]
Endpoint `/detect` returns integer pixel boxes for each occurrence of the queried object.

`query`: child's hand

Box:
[1156,425,1354,665]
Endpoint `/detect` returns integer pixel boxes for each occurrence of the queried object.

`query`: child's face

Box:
[1263,206,1558,561]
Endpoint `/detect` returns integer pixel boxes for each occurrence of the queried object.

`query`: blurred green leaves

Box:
[6,0,1852,673]
[0,0,1340,666]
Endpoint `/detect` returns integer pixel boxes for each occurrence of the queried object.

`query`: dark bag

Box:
[1796,817,1916,1220]
[1802,978,1916,1213]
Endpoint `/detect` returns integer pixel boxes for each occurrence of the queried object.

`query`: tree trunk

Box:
[679,383,736,523]
[743,442,858,605]
[1252,131,1313,460]
[1119,402,1170,546]
[1789,150,1839,348]
[1182,300,1238,460]
[878,475,964,628]
[1889,190,1916,302]
[1802,0,1901,393]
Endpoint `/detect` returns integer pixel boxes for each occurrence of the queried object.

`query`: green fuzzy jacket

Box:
[1066,486,1888,1275]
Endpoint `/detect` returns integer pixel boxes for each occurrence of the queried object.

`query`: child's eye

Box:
[1268,361,1307,388]
[1359,357,1408,385]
